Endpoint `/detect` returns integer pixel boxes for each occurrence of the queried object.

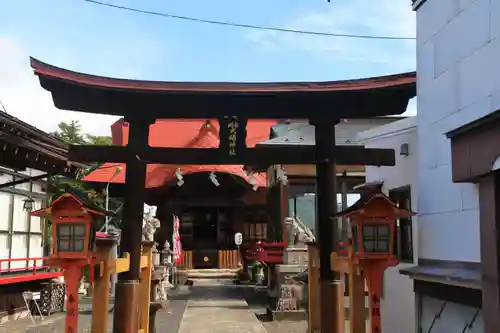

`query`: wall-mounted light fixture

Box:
[23,197,35,212]
[400,143,410,157]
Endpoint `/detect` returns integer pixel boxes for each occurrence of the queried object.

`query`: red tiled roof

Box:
[83,119,276,188]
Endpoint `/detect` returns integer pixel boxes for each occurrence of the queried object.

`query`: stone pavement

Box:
[0,291,187,333]
[177,279,267,333]
[0,279,317,333]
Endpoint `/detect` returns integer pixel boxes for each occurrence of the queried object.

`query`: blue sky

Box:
[0,0,416,135]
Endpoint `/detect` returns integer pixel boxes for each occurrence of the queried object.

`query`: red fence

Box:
[0,257,62,285]
[245,241,286,263]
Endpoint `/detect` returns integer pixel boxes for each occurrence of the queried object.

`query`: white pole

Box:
[105,167,122,233]
[106,166,122,297]
[105,182,111,233]
[237,245,241,266]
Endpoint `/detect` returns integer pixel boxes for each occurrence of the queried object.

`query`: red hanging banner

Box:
[173,215,183,264]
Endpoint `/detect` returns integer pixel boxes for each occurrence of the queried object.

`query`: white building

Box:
[0,167,49,323]
[358,117,418,333]
[0,167,47,272]
[356,1,500,332]
[0,111,83,322]
[412,0,500,332]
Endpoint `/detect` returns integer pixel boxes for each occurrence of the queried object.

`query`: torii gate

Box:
[31,57,416,333]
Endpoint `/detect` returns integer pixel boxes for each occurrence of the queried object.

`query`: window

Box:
[243,223,267,241]
[389,186,413,262]
[286,181,362,238]
[287,193,316,234]
[243,206,267,223]
[56,223,86,252]
[361,224,390,253]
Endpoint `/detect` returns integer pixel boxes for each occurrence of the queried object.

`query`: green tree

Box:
[49,120,122,229]
[86,135,113,145]
[51,120,87,144]
[52,120,112,145]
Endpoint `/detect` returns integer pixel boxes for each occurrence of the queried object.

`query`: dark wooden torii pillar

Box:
[112,118,152,333]
[313,118,341,332]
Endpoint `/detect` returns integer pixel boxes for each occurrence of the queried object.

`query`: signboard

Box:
[234,232,243,246]
[221,116,247,157]
[227,119,239,156]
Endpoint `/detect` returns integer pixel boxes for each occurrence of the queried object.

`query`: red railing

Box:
[336,241,351,256]
[245,241,286,263]
[0,257,62,285]
[245,241,351,263]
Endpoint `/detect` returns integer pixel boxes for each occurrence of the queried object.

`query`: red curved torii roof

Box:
[83,119,276,188]
[31,57,416,93]
[30,58,416,119]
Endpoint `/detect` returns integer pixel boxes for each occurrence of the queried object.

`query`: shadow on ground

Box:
[238,285,275,323]
[238,284,309,333]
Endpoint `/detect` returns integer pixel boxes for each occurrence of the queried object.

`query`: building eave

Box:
[357,116,417,143]
[412,0,427,11]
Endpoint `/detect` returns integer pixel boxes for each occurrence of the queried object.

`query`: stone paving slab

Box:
[0,290,187,333]
[178,279,267,333]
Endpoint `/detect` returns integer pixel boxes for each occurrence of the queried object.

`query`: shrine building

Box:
[83,117,404,270]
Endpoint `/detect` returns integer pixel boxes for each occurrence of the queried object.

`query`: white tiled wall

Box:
[416,0,500,263]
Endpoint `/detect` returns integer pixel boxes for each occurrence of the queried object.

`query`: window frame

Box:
[286,182,317,234]
[388,185,414,263]
[361,224,390,253]
[56,223,86,253]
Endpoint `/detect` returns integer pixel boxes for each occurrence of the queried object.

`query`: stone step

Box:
[180,268,239,279]
[186,268,239,273]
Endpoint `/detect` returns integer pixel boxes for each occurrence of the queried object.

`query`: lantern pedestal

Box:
[360,259,398,333]
[268,264,308,321]
[267,246,309,321]
[46,259,90,333]
[64,264,83,333]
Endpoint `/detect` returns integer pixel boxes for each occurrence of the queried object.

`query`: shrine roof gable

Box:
[29,188,114,218]
[334,191,416,218]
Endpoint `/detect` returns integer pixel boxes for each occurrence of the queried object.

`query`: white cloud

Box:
[247,0,416,71]
[0,37,119,136]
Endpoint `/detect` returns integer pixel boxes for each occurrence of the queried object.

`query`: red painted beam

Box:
[0,272,63,285]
